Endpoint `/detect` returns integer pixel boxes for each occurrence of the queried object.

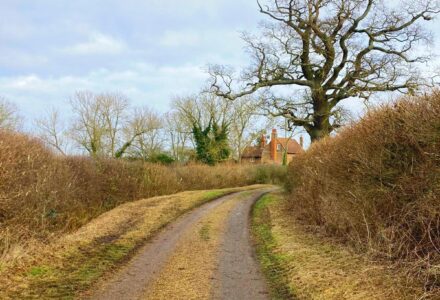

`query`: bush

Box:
[147,153,175,165]
[254,164,287,185]
[286,91,440,288]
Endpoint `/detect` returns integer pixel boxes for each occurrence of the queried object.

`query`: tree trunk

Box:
[308,93,332,142]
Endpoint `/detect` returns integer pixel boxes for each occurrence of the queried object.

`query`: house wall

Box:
[260,149,296,165]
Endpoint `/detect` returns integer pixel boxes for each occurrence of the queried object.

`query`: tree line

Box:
[0,92,273,164]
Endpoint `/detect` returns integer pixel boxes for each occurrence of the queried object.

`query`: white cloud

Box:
[159,30,201,47]
[62,32,126,55]
[0,63,207,129]
[0,49,48,69]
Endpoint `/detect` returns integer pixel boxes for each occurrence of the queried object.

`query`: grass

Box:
[252,194,297,300]
[252,192,426,300]
[0,184,269,299]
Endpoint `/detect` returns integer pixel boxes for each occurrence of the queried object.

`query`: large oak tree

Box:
[209,0,439,141]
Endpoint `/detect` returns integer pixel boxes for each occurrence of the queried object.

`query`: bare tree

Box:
[0,97,21,130]
[35,108,69,155]
[173,94,232,130]
[70,91,108,156]
[69,91,149,158]
[229,96,273,161]
[164,111,193,162]
[210,0,439,141]
[98,93,129,157]
[122,107,164,160]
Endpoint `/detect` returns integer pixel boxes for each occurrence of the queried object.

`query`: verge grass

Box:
[252,192,426,300]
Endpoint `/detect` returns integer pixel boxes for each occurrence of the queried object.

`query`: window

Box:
[277,144,281,151]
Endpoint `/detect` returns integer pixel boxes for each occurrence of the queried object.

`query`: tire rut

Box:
[212,190,270,300]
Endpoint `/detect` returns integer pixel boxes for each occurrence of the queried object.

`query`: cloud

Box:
[0,63,207,129]
[62,32,126,55]
[159,30,201,47]
[0,49,49,70]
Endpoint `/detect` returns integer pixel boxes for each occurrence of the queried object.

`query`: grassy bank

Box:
[0,185,268,299]
[0,130,285,268]
[286,92,440,291]
[252,193,426,299]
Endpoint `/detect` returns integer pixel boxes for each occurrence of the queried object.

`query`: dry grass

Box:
[0,185,268,299]
[253,192,425,299]
[0,130,282,268]
[286,91,440,293]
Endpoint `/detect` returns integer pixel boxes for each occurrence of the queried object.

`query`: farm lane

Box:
[89,189,272,300]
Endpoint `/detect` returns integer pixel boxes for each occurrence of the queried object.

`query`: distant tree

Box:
[35,108,70,155]
[69,91,153,158]
[228,96,274,161]
[210,0,440,142]
[69,91,108,156]
[121,107,163,160]
[164,111,193,162]
[98,92,130,157]
[192,118,230,165]
[0,97,21,130]
[173,94,231,165]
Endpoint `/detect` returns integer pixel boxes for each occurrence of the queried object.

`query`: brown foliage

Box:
[0,131,270,259]
[287,92,440,289]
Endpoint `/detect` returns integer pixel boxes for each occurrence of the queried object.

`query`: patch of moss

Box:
[28,265,53,277]
[252,194,297,300]
[201,190,225,200]
[199,224,211,241]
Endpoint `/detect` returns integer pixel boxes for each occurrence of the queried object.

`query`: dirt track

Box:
[89,189,271,300]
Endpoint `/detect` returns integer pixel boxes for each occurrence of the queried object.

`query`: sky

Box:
[1,0,440,133]
[0,0,262,130]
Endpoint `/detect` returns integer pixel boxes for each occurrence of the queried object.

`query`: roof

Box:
[276,138,303,154]
[241,146,264,158]
[241,137,303,159]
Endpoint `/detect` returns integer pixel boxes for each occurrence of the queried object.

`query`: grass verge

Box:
[252,193,296,300]
[0,184,270,299]
[252,192,427,300]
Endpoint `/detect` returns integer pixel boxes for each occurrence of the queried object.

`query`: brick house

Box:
[241,129,303,164]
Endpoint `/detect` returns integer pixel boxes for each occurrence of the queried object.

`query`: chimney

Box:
[299,135,304,148]
[260,134,266,148]
[270,128,277,161]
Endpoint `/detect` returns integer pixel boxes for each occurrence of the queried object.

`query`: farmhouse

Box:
[241,129,303,164]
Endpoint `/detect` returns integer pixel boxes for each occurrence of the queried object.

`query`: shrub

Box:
[147,153,175,165]
[254,164,287,185]
[286,91,440,289]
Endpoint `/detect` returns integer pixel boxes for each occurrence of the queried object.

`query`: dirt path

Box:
[88,189,271,300]
[212,191,269,300]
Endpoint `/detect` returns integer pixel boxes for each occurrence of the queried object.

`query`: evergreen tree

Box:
[192,118,230,165]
